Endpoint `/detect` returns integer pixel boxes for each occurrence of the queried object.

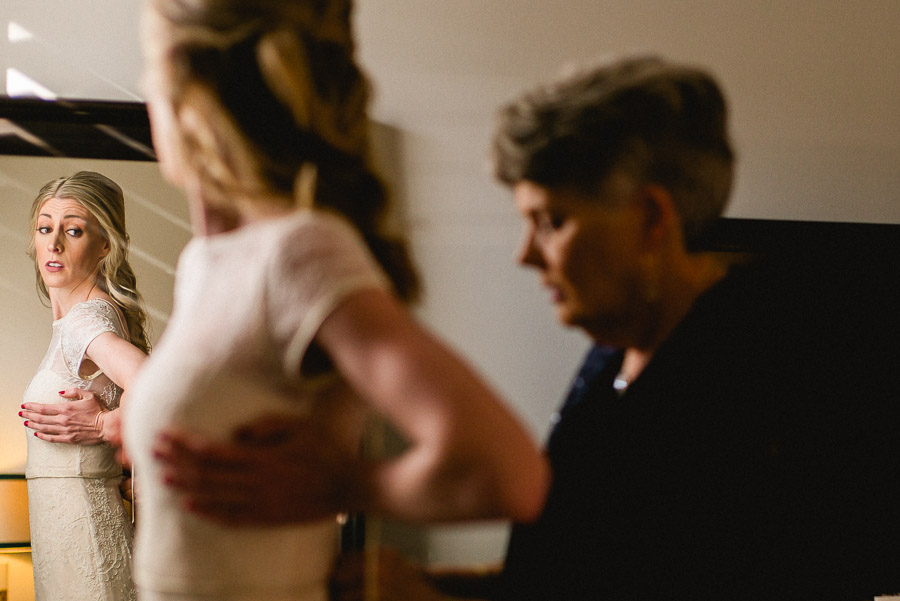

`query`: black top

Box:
[500,252,900,601]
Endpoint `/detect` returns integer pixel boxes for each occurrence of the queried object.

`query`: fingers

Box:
[21,390,103,420]
[152,419,353,526]
[59,388,98,402]
[19,404,63,419]
[233,414,309,446]
[116,445,132,466]
[120,477,134,502]
[153,433,269,496]
[31,430,78,444]
[155,431,261,472]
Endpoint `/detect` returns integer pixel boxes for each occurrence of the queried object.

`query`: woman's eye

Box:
[36,226,51,234]
[66,228,83,237]
[537,214,565,232]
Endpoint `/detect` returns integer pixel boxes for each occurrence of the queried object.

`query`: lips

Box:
[45,261,63,271]
[542,281,564,303]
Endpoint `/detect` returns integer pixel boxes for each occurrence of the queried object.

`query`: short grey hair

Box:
[491,55,735,246]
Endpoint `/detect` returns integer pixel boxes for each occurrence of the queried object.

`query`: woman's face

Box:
[33,197,109,297]
[513,172,652,344]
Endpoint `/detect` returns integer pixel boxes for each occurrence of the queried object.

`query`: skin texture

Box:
[513,174,652,345]
[33,198,110,320]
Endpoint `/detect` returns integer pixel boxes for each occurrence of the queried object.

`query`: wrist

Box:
[94,410,109,442]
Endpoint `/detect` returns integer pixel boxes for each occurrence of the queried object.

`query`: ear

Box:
[637,184,682,252]
[100,239,111,258]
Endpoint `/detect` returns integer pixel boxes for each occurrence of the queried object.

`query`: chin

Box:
[555,307,580,328]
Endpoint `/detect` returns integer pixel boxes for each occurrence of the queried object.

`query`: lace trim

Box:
[29,477,136,601]
[60,299,127,382]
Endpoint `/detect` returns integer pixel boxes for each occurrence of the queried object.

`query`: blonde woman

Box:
[21,171,148,601]
[123,1,548,600]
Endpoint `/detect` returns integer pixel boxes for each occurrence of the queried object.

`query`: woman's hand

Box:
[21,389,119,447]
[152,415,362,525]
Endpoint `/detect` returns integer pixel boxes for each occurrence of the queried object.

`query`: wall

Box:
[0,552,33,601]
[2,0,899,567]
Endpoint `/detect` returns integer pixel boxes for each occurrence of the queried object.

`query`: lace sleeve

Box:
[267,211,391,379]
[60,299,128,380]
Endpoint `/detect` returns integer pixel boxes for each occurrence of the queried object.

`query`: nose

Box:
[47,232,63,253]
[516,228,544,269]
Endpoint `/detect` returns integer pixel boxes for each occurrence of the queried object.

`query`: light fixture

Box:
[0,475,29,551]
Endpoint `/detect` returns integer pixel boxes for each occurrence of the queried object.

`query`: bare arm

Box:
[314,288,548,523]
[22,331,146,448]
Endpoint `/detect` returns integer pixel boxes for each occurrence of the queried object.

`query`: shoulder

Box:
[67,298,120,322]
[266,209,380,272]
[279,209,362,244]
[64,298,127,336]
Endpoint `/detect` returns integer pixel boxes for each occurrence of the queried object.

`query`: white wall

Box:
[2,0,899,566]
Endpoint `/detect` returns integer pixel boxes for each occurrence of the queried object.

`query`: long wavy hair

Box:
[143,0,419,301]
[27,171,151,354]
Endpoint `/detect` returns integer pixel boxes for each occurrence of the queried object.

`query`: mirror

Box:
[0,97,191,472]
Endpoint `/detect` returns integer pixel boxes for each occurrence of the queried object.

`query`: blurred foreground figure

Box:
[125,1,548,600]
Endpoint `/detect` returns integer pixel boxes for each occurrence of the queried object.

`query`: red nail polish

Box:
[24,421,29,427]
[58,390,65,395]
[18,411,23,417]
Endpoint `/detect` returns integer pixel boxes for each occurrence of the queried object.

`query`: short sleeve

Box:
[60,299,128,380]
[267,211,391,378]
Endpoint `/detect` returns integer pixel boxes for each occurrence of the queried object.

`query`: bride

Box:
[19,171,148,601]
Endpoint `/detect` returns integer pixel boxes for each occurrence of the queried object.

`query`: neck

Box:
[49,280,99,321]
[235,195,294,224]
[625,252,729,375]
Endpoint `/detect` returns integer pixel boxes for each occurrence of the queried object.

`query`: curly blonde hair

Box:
[143,0,418,300]
[28,171,151,354]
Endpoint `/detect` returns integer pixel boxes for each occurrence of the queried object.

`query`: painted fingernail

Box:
[24,421,29,427]
[58,390,65,395]
[18,412,23,417]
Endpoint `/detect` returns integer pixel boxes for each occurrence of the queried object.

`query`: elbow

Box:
[503,454,550,523]
[457,450,550,523]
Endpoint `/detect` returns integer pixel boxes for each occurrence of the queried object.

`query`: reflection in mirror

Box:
[0,98,191,473]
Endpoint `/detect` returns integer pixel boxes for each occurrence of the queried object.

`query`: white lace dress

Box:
[125,210,389,601]
[24,299,136,601]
